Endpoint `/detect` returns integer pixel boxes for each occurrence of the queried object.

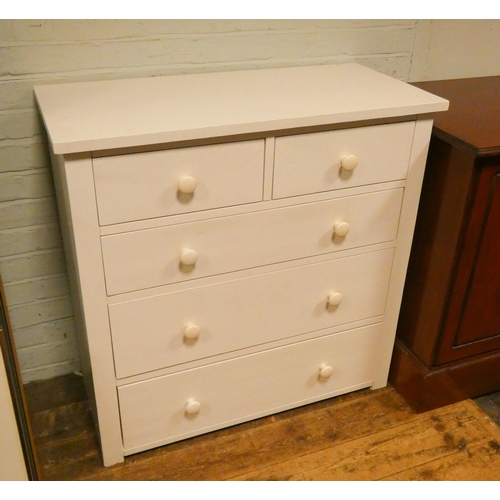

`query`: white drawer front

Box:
[119,323,383,453]
[273,121,415,199]
[93,140,265,225]
[110,248,394,378]
[101,188,403,295]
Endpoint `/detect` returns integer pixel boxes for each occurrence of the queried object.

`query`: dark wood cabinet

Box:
[390,76,500,412]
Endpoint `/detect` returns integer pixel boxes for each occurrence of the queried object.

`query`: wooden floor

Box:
[24,374,500,481]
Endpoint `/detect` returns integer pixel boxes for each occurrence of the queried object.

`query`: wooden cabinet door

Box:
[437,159,500,364]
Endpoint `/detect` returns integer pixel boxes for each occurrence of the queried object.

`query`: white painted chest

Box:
[34,64,448,466]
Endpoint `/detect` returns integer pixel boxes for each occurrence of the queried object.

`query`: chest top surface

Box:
[34,63,448,155]
[413,76,500,155]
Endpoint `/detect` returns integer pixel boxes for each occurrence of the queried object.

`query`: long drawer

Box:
[101,188,403,295]
[110,248,394,378]
[118,323,383,454]
[93,140,265,225]
[273,121,415,199]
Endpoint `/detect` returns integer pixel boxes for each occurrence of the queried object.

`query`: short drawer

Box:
[118,323,383,454]
[101,188,403,295]
[110,248,394,378]
[273,121,415,199]
[93,140,265,225]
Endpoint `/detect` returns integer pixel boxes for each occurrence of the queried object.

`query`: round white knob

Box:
[341,154,358,171]
[178,175,197,194]
[184,323,201,341]
[185,398,201,415]
[327,291,343,307]
[319,364,334,378]
[334,221,350,237]
[180,248,198,266]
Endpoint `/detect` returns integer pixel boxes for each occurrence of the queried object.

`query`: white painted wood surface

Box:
[34,64,447,155]
[50,153,123,466]
[119,323,384,454]
[35,63,448,466]
[110,248,394,379]
[100,189,403,295]
[273,120,415,199]
[93,140,265,225]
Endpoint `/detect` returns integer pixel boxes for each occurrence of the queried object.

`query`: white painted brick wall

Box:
[0,19,496,383]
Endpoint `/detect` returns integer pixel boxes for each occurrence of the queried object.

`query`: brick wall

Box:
[0,19,493,382]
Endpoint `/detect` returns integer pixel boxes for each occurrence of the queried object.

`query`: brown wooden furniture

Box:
[390,76,500,412]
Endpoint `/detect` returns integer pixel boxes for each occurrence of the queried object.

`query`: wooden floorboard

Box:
[233,400,498,481]
[24,374,500,481]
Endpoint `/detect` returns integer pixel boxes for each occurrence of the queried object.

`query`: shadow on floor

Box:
[474,391,500,426]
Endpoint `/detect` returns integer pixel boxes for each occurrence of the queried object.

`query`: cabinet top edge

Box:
[34,63,449,155]
[412,76,500,152]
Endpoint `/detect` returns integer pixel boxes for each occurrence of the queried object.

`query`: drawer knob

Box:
[184,323,201,341]
[178,175,197,194]
[185,398,201,415]
[327,291,343,307]
[341,154,358,171]
[180,248,198,266]
[319,364,334,378]
[334,221,350,237]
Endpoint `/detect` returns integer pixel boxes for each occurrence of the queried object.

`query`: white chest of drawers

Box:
[34,64,448,466]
